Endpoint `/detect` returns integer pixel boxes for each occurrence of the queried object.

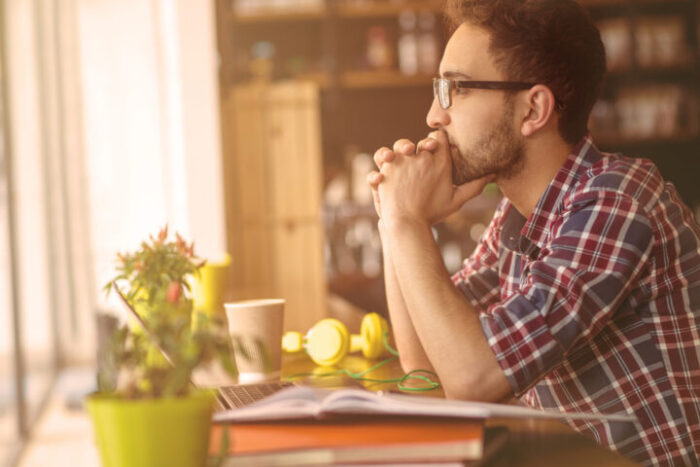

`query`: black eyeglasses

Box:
[433,77,536,110]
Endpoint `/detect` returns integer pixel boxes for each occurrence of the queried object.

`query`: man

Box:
[367,1,700,465]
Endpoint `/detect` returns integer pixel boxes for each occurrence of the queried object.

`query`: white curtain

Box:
[3,0,228,366]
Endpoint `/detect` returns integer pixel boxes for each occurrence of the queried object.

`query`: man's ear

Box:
[520,84,557,137]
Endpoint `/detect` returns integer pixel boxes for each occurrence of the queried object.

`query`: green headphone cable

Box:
[285,331,440,391]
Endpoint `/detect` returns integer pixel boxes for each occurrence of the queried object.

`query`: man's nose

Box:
[426,97,450,129]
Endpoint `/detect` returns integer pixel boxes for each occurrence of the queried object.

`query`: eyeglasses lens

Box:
[432,78,452,110]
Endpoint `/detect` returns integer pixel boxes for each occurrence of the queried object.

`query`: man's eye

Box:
[455,87,469,95]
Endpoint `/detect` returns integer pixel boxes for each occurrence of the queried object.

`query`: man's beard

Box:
[450,105,525,185]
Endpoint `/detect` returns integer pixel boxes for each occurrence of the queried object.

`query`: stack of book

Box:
[208,385,635,465]
[209,417,501,466]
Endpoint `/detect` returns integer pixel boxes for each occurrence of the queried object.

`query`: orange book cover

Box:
[209,416,485,465]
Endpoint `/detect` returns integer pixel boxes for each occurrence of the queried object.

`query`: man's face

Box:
[427,23,525,185]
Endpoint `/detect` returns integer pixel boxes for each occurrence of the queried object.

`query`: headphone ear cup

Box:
[360,313,388,359]
[305,319,350,366]
[281,331,303,353]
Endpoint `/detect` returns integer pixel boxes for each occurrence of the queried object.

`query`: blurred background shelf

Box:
[595,129,700,148]
[232,10,326,23]
[336,0,443,18]
[253,71,435,90]
[232,0,326,22]
[606,63,698,78]
[340,70,433,88]
[579,0,694,8]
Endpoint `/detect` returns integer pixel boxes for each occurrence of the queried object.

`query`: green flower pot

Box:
[86,390,215,467]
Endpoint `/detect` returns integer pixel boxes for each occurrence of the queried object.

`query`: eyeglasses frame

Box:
[432,77,565,111]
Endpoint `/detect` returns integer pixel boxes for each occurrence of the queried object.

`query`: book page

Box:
[383,393,636,422]
[213,386,329,422]
[321,389,489,418]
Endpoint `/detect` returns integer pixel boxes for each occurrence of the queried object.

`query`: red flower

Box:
[157,226,168,245]
[165,281,182,303]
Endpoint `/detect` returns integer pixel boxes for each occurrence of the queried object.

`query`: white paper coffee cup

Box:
[224,299,284,383]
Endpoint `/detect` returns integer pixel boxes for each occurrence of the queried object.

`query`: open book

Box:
[212,385,636,423]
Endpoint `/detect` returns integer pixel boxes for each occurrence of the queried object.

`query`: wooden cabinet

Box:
[220,82,327,331]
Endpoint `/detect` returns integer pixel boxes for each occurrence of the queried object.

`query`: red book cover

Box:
[209,416,485,465]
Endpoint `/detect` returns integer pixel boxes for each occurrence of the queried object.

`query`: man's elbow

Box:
[398,354,435,375]
[441,368,513,403]
[442,379,491,402]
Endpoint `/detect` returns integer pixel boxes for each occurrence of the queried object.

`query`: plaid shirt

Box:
[452,137,700,466]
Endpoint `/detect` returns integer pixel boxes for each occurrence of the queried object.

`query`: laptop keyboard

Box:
[217,381,295,409]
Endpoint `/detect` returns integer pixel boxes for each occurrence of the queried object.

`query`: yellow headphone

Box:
[281,313,389,366]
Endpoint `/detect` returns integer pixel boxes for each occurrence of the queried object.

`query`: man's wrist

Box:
[383,214,432,236]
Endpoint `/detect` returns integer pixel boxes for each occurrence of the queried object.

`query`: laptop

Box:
[111,282,363,411]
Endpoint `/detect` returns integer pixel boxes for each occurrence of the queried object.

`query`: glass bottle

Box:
[366,26,393,70]
[398,11,418,75]
[417,12,439,75]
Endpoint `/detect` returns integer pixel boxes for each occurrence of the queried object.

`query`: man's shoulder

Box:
[569,151,666,213]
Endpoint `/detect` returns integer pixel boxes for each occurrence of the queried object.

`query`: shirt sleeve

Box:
[479,190,654,396]
[451,198,509,313]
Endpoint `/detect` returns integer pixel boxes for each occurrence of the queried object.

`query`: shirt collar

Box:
[501,136,604,257]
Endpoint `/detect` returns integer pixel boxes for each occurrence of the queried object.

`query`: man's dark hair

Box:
[446,0,606,144]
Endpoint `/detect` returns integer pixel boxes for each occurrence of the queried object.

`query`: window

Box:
[0,0,227,463]
[0,24,21,464]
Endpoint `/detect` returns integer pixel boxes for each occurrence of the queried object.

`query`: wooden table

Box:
[280,353,637,466]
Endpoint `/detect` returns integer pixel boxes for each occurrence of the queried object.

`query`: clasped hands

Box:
[367,129,493,229]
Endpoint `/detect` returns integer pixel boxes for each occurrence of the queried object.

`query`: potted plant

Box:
[87,226,237,467]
